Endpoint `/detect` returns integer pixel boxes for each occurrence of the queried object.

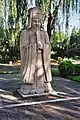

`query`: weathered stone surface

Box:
[20,7,53,95]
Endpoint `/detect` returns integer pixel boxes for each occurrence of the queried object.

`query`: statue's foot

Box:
[44,82,58,95]
[48,90,58,95]
[20,83,45,95]
[19,84,33,95]
[28,89,39,94]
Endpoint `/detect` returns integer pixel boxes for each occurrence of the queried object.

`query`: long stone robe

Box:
[20,28,52,90]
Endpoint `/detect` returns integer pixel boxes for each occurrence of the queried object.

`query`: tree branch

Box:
[47,0,62,40]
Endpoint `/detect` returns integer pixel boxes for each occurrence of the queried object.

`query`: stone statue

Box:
[20,7,54,95]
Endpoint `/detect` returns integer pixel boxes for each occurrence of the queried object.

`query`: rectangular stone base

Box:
[18,89,50,98]
[18,89,65,98]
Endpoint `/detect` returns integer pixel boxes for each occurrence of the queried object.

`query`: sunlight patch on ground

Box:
[0,77,7,80]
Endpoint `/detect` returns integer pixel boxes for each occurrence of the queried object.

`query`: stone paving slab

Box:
[0,74,80,120]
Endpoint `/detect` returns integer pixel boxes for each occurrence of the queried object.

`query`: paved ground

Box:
[0,64,80,120]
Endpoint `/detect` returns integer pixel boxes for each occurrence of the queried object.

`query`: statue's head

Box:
[28,7,42,30]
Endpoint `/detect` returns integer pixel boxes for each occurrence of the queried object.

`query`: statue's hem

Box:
[18,89,50,98]
[18,89,59,98]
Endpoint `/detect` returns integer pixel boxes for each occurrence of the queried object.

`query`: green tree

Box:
[40,0,49,22]
[39,0,80,40]
[51,31,69,58]
[0,0,80,63]
[67,28,80,57]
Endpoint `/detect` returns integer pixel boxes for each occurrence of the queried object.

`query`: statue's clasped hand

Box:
[37,41,43,50]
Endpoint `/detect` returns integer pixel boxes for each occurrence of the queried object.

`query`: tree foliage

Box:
[51,31,69,58]
[51,28,80,59]
[67,28,80,57]
[0,0,80,63]
[40,0,49,22]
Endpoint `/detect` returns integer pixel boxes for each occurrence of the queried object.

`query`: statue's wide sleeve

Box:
[20,30,29,49]
[44,31,50,45]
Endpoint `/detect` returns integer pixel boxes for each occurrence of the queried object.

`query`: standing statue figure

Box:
[20,7,55,95]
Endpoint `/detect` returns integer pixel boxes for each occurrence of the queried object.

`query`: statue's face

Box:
[32,18,41,30]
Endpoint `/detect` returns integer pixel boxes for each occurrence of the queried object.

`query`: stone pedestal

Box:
[19,81,57,97]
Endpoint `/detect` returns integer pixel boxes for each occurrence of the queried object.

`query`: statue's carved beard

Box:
[33,24,40,30]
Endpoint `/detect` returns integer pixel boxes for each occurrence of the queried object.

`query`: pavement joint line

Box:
[65,87,80,95]
[0,96,80,109]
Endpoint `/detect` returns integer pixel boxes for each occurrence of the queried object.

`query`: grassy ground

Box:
[51,69,59,76]
[51,66,80,83]
[68,76,80,83]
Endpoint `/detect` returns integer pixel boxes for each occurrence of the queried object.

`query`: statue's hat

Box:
[28,7,42,28]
